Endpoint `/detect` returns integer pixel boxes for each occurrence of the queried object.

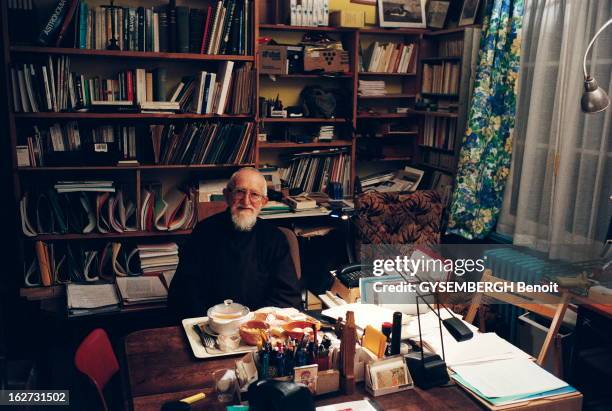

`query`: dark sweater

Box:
[168,210,301,319]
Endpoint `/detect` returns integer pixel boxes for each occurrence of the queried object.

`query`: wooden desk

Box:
[124,326,482,411]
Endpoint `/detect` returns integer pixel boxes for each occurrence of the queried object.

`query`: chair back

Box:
[465,269,571,372]
[74,329,119,411]
[278,227,301,280]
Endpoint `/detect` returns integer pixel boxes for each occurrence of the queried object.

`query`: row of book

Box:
[149,122,255,165]
[26,240,178,287]
[19,124,136,167]
[361,42,417,74]
[437,38,463,58]
[358,80,386,97]
[20,184,197,236]
[421,117,457,151]
[10,57,253,115]
[422,62,461,95]
[19,121,255,167]
[76,0,252,55]
[279,148,351,195]
[30,0,252,56]
[422,151,455,170]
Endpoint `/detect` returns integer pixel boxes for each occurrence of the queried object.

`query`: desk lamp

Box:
[396,268,473,389]
[581,18,611,113]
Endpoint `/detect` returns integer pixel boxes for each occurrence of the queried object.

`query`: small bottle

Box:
[316,343,329,371]
[381,322,393,357]
[259,342,270,378]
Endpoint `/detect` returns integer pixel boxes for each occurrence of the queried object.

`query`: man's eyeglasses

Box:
[231,188,265,203]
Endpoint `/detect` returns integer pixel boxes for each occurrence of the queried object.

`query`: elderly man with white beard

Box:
[168,167,301,319]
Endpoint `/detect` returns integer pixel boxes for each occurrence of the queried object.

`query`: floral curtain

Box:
[446,0,524,239]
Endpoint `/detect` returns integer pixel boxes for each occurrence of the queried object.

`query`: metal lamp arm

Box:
[583,18,612,79]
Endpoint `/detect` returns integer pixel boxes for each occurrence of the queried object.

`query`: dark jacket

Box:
[168,210,301,319]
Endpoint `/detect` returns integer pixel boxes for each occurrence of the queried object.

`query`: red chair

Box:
[74,329,119,411]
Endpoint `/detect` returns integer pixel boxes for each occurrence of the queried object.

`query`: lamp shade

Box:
[581,76,610,113]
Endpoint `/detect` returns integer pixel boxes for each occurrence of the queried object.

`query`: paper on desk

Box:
[316,399,378,411]
[322,303,409,330]
[452,358,568,398]
[423,332,530,367]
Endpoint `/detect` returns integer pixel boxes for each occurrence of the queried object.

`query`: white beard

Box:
[231,210,257,231]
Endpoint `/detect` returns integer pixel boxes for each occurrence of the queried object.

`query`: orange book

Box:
[35,241,52,286]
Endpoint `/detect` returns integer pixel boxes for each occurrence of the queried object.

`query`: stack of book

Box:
[358,80,386,97]
[260,201,292,215]
[136,243,179,275]
[286,195,317,211]
[362,42,417,74]
[71,0,252,55]
[318,126,334,141]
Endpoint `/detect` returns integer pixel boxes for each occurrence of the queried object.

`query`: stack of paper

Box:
[66,284,120,316]
[451,358,576,406]
[115,276,168,305]
[260,201,292,215]
[318,126,334,141]
[54,180,115,193]
[358,80,386,96]
[137,243,179,274]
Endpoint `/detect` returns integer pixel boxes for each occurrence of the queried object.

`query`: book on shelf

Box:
[421,117,457,150]
[115,276,168,305]
[10,56,251,115]
[361,42,417,74]
[421,62,460,95]
[279,148,351,196]
[60,0,253,55]
[148,121,255,165]
[21,123,136,167]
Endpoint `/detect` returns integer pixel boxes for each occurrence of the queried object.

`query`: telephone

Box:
[336,264,373,289]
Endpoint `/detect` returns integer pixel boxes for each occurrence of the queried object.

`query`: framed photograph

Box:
[378,0,426,28]
[427,1,450,29]
[459,0,480,26]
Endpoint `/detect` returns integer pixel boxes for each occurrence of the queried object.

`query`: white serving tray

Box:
[182,316,257,359]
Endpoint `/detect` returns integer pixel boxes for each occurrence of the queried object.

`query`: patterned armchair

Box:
[353,190,444,247]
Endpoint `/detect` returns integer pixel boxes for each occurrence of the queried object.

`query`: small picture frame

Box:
[294,364,318,394]
[378,0,426,28]
[427,1,450,29]
[459,0,480,26]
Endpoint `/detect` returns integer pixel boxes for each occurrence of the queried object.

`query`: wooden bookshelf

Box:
[13,113,254,120]
[258,141,352,149]
[11,46,254,62]
[259,117,349,123]
[258,24,354,33]
[358,72,417,77]
[358,94,416,99]
[31,230,193,241]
